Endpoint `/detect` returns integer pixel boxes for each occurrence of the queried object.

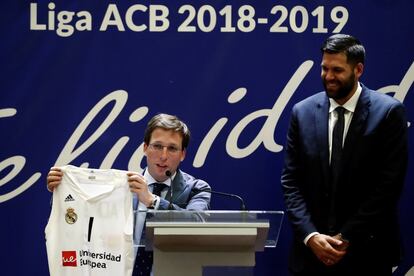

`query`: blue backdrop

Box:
[1,1,413,275]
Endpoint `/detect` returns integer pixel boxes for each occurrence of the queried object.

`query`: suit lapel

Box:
[166,170,186,203]
[315,95,330,189]
[342,87,370,162]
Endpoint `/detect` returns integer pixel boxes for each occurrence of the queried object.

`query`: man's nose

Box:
[324,70,335,81]
[160,147,168,159]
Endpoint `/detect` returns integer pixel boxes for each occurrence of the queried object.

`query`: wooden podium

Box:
[141,211,283,276]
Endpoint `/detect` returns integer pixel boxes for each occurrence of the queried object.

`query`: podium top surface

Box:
[136,210,284,248]
[142,210,282,223]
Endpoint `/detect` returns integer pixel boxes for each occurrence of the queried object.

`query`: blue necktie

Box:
[152,183,168,197]
[133,183,167,276]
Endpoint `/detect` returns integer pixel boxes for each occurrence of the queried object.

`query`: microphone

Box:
[193,187,247,210]
[166,170,174,210]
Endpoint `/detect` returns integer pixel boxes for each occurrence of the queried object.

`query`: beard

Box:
[323,72,356,101]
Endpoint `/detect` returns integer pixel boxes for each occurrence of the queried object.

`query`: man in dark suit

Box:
[47,113,211,276]
[281,34,408,275]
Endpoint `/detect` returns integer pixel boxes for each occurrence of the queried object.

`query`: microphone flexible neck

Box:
[194,188,247,210]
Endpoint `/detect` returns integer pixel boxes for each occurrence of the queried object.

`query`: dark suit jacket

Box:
[281,85,408,273]
[159,169,211,210]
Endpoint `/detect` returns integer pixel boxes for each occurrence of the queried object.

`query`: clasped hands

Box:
[307,233,349,266]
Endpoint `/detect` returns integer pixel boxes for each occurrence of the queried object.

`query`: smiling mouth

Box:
[326,82,339,87]
[325,82,341,92]
[156,164,168,170]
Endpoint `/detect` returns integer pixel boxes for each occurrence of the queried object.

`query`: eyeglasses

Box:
[148,143,182,154]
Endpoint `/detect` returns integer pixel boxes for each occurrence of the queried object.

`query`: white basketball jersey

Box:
[45,165,134,276]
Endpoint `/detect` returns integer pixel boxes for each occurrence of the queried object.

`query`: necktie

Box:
[133,183,167,276]
[328,106,345,233]
[152,182,167,196]
[331,106,345,180]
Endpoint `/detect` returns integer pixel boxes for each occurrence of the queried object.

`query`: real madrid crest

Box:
[65,208,78,224]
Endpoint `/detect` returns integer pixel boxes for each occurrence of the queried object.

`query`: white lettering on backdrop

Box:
[0,61,413,202]
[0,109,42,202]
[30,3,349,37]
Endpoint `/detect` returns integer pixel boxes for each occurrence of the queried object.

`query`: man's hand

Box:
[307,234,347,266]
[127,172,153,207]
[332,233,350,251]
[47,167,63,192]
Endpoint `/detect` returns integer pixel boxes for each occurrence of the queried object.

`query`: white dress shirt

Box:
[328,83,362,163]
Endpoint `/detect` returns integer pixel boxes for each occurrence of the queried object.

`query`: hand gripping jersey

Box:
[45,165,134,276]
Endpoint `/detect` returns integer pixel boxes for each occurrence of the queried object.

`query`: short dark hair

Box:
[144,113,191,150]
[321,34,365,65]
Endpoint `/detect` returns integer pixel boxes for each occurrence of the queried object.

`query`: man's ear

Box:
[143,143,148,155]
[180,149,186,162]
[355,62,364,78]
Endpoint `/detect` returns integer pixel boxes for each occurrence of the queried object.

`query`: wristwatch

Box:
[148,195,158,209]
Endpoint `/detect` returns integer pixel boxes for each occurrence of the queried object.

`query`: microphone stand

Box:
[166,170,174,210]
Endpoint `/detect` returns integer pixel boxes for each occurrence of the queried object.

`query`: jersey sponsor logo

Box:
[62,251,77,267]
[79,250,122,269]
[64,194,75,202]
[60,249,122,269]
[65,207,78,224]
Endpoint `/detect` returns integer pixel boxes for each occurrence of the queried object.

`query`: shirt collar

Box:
[329,82,362,113]
[143,169,176,187]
